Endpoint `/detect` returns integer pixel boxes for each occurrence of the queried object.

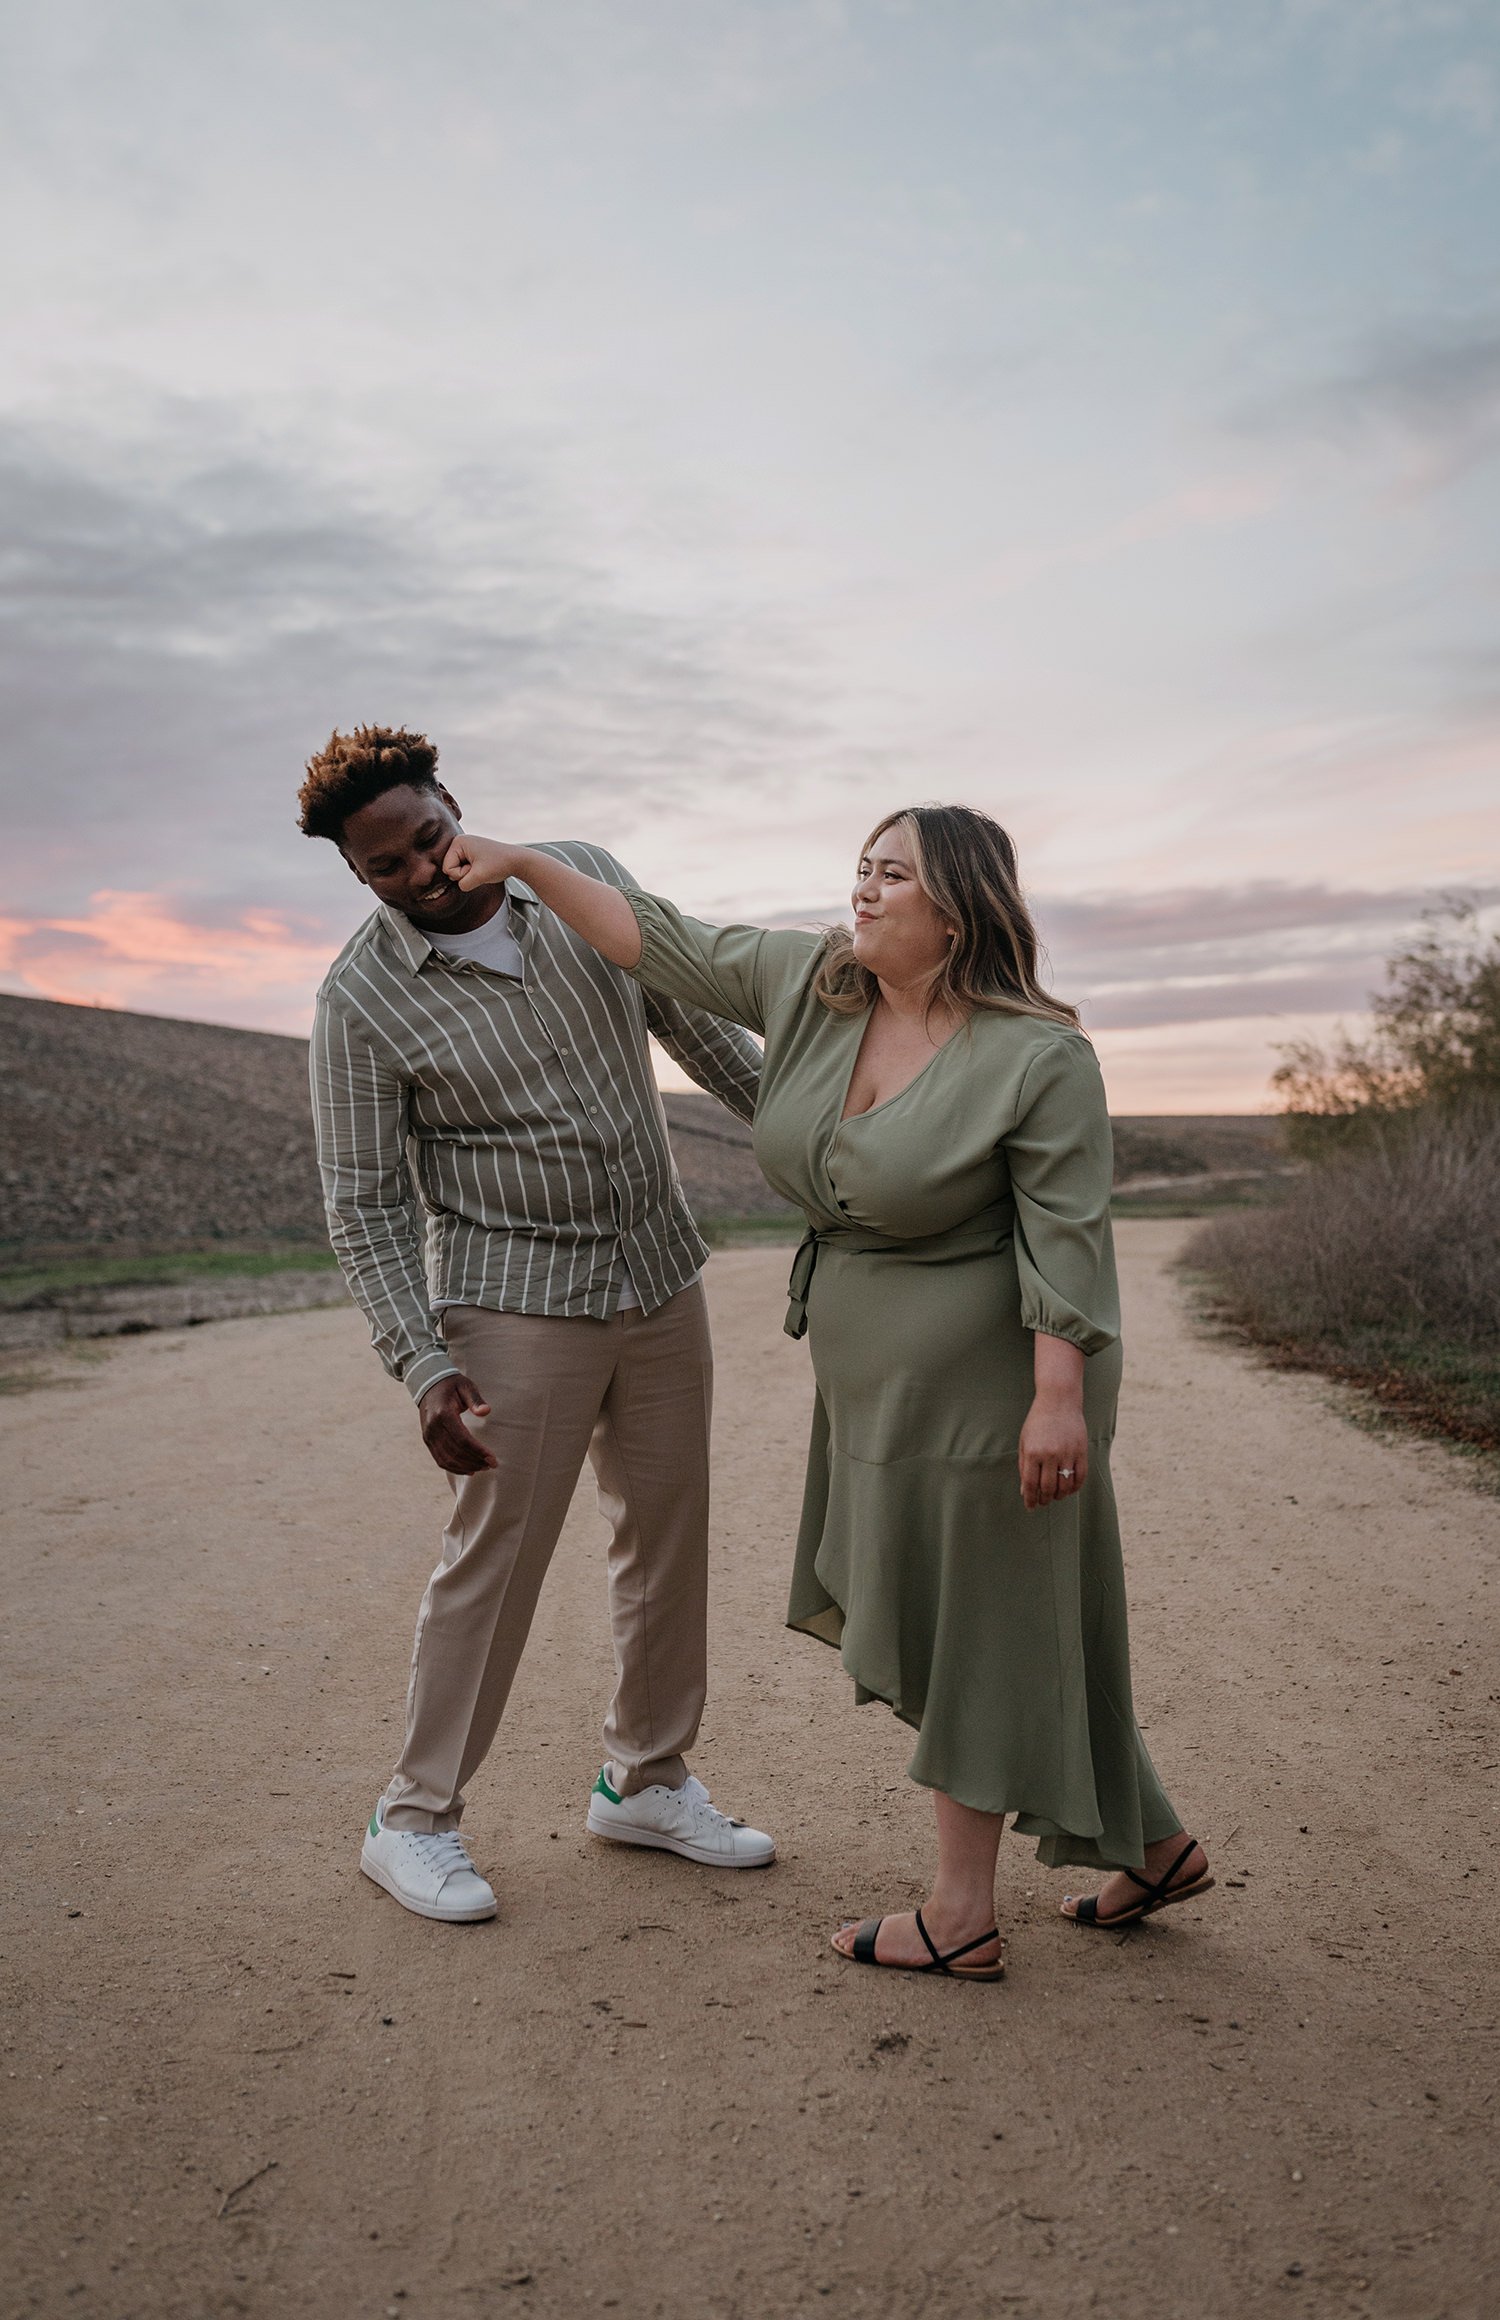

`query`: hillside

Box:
[0,992,788,1262]
[0,992,1284,1265]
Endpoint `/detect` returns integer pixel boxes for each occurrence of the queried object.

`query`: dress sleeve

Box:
[642,991,762,1123]
[626,889,820,1038]
[1005,1034,1120,1357]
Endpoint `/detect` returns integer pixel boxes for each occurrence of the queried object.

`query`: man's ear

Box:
[438,784,461,820]
[338,845,369,889]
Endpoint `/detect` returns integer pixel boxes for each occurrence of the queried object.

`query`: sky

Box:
[1,0,1497,1110]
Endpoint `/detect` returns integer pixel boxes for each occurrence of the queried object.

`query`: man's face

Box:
[340,782,492,933]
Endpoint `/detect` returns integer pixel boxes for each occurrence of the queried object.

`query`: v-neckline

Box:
[836,1003,963,1126]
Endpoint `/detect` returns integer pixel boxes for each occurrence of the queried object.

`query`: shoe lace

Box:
[400,1827,476,1879]
[680,1781,737,1834]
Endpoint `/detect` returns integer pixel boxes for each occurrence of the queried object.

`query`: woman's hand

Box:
[440,837,646,969]
[1018,1333,1089,1510]
[441,832,528,891]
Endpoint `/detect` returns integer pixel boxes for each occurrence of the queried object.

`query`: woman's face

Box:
[850,822,956,987]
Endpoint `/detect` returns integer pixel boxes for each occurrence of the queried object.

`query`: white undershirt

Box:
[427,896,526,979]
[428,896,644,1312]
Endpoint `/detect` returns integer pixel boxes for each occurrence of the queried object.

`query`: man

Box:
[300,724,775,1924]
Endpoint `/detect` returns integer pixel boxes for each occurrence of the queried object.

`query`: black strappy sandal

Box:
[836,1904,1005,1982]
[1066,1837,1215,1930]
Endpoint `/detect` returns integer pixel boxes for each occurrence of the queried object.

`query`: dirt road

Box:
[3,1223,1496,2320]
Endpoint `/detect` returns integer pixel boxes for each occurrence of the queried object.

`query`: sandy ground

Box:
[3,1222,1497,2320]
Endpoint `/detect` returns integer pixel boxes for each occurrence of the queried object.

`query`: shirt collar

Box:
[379,882,537,976]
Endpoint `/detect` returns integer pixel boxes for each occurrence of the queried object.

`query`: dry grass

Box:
[1185,1105,1500,1454]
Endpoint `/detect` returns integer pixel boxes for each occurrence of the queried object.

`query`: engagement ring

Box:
[1059,1467,1075,1479]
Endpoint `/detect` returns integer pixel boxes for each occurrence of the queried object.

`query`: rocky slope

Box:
[1,992,1284,1264]
[0,993,786,1262]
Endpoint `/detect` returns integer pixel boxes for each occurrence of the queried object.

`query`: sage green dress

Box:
[628,892,1181,1873]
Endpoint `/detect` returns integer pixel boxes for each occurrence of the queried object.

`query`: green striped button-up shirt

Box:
[309,841,762,1403]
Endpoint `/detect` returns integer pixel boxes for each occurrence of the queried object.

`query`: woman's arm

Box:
[448,833,819,1034]
[1017,1333,1089,1511]
[1003,1033,1118,1512]
[444,836,643,969]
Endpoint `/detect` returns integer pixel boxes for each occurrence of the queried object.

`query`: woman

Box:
[443,807,1212,1980]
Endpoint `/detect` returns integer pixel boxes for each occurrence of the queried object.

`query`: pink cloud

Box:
[0,891,337,1035]
[0,883,1439,1113]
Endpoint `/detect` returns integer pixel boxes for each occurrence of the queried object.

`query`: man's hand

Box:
[442,833,527,892]
[419,1374,498,1474]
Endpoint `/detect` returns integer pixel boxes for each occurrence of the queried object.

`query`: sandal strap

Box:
[936,1924,1002,1967]
[915,1906,1001,1971]
[913,1906,945,1969]
[851,1917,883,1965]
[1119,1837,1200,1908]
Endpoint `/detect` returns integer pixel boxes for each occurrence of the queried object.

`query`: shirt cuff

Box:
[401,1346,462,1405]
[623,888,656,977]
[1019,1299,1118,1359]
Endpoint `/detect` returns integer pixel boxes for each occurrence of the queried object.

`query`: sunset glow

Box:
[0,893,336,1033]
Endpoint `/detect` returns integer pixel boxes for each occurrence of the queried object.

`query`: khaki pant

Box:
[381,1283,713,1833]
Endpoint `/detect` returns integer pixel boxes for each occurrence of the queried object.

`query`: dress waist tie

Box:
[783,1204,1016,1341]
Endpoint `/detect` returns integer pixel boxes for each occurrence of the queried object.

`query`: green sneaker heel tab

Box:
[592,1769,622,1804]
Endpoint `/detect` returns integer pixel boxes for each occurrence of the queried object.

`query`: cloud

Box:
[1241,322,1500,489]
[0,891,336,1033]
[1041,878,1405,952]
[1415,56,1497,135]
[0,403,834,922]
[1044,877,1500,1031]
[6,870,1472,1052]
[761,877,1497,1037]
[1079,967,1377,1032]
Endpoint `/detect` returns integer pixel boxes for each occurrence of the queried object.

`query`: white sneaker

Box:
[359,1804,497,1922]
[586,1770,776,1868]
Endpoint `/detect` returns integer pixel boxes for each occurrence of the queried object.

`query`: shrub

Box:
[1274,901,1500,1156]
[1190,1104,1500,1348]
[1187,1103,1500,1450]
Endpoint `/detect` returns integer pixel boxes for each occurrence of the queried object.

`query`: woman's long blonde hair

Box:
[812,803,1081,1030]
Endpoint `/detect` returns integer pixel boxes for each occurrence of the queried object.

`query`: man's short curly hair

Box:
[298,725,442,843]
